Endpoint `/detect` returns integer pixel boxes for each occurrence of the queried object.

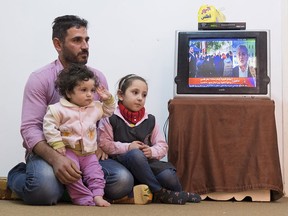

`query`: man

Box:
[232,44,256,77]
[213,52,224,77]
[7,15,134,205]
[188,46,197,78]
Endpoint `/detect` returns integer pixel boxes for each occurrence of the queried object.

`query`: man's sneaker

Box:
[0,177,19,200]
[112,184,152,205]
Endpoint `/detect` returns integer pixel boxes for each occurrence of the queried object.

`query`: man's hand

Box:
[53,154,82,185]
[249,66,256,77]
[33,141,82,185]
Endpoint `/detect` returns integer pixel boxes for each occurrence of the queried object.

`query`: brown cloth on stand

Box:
[167,98,283,201]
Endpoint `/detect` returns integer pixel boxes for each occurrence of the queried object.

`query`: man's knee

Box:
[23,174,64,205]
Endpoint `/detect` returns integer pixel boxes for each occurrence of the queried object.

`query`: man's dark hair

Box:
[52,15,88,42]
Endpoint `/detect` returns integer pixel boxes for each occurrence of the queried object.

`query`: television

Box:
[174,30,271,98]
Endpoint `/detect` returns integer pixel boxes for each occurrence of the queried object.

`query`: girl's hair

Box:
[55,64,99,100]
[118,74,147,94]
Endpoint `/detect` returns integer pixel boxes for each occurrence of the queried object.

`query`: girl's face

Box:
[119,79,148,112]
[66,79,96,107]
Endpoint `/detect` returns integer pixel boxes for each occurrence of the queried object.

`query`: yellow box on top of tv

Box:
[198,5,226,23]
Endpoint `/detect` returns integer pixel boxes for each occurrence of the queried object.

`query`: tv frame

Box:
[174,30,271,98]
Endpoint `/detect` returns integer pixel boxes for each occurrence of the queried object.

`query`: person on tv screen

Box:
[189,46,197,78]
[232,44,256,78]
[213,52,224,77]
[223,52,233,77]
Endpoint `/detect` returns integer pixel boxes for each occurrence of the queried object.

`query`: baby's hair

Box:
[55,64,99,100]
[118,74,147,94]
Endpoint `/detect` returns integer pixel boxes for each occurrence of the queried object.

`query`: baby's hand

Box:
[96,85,112,101]
[56,147,66,156]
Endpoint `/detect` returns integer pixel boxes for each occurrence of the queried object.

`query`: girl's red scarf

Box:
[118,102,145,124]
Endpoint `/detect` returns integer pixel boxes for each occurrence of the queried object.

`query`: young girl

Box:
[98,74,201,205]
[43,64,115,207]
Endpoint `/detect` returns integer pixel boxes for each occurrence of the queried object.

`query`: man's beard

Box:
[62,48,89,65]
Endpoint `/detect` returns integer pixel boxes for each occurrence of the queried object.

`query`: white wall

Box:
[0,0,285,194]
[282,0,288,196]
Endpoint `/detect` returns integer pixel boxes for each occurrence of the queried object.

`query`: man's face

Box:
[237,48,248,67]
[60,27,90,65]
[189,47,194,53]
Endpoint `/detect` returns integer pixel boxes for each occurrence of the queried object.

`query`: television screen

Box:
[174,30,270,98]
